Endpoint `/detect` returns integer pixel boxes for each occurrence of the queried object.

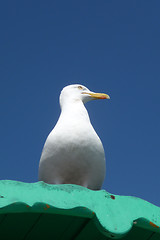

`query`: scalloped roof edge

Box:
[0,180,160,238]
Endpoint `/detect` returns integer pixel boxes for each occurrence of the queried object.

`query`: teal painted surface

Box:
[0,180,160,239]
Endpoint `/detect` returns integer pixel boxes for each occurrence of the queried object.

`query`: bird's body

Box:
[39,84,110,190]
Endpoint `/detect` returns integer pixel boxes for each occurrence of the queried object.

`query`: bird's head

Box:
[60,84,110,108]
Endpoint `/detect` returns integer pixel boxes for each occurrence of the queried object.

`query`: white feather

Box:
[38,84,106,190]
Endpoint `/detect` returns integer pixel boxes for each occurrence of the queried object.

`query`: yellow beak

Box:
[82,92,110,100]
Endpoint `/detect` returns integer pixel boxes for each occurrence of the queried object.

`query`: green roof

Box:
[0,180,160,239]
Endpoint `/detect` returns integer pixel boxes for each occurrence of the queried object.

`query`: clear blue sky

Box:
[1,1,160,206]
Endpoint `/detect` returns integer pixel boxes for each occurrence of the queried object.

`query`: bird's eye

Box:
[78,85,83,90]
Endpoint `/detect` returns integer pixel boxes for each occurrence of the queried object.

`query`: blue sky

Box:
[1,1,160,206]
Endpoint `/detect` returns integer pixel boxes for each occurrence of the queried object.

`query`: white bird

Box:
[38,84,110,190]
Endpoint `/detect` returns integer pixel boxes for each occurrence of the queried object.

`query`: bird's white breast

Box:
[39,100,106,190]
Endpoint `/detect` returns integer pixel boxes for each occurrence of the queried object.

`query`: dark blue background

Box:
[1,1,160,206]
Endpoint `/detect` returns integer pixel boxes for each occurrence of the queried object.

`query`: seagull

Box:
[38,84,110,190]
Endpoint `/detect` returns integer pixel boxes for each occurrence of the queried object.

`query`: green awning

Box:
[0,180,160,239]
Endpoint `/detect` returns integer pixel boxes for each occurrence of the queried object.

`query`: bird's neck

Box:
[60,100,90,122]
